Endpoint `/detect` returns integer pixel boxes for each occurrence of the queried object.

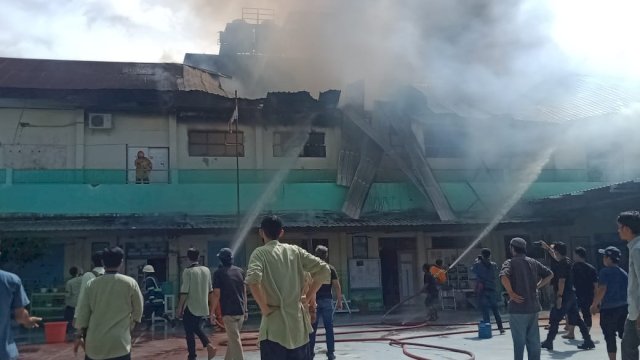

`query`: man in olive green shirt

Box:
[75,247,143,360]
[247,215,331,360]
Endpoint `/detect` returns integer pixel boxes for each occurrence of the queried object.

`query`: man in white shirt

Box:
[177,248,216,360]
[74,251,105,324]
[617,211,640,360]
[75,246,143,360]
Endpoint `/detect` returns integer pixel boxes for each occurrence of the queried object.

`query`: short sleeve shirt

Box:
[316,266,338,300]
[572,262,598,298]
[180,264,213,317]
[0,270,30,360]
[598,266,628,309]
[212,265,245,316]
[500,255,552,314]
[553,257,575,297]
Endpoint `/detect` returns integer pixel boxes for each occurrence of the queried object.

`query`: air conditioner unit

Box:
[88,113,113,129]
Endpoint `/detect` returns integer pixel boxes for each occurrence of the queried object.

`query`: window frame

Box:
[272,131,327,158]
[188,130,245,157]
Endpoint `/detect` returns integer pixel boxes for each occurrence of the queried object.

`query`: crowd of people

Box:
[2,211,640,360]
[496,210,640,360]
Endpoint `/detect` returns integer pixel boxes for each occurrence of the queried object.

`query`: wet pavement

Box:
[16,309,619,359]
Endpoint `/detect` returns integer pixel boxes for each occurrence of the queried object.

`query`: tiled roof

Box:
[0,211,539,233]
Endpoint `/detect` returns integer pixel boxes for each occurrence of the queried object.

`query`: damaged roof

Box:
[0,57,226,95]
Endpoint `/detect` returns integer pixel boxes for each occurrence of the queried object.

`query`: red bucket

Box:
[44,321,67,344]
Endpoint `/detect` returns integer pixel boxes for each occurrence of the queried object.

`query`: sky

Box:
[0,0,638,78]
[1,0,638,112]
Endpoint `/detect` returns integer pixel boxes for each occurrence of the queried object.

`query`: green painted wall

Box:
[0,169,609,216]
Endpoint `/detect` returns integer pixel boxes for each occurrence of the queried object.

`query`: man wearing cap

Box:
[211,248,247,360]
[616,211,640,360]
[591,246,628,360]
[472,248,504,334]
[500,237,554,360]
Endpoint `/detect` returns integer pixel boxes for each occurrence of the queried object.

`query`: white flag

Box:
[228,99,238,132]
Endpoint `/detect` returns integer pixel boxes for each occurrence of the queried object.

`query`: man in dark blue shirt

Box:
[211,248,247,360]
[0,241,41,360]
[540,241,595,351]
[591,246,628,360]
[472,248,504,334]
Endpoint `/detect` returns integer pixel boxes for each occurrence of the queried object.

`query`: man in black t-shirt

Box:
[564,247,597,339]
[309,246,342,360]
[540,241,595,351]
[211,248,247,360]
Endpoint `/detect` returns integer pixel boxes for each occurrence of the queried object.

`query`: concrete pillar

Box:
[169,113,179,184]
[416,231,427,288]
[74,110,85,169]
[255,126,264,169]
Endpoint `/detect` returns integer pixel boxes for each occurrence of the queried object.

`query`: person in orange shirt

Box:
[430,259,448,285]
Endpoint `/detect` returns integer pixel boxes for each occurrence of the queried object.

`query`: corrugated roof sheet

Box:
[514,76,640,122]
[532,179,640,202]
[0,57,226,95]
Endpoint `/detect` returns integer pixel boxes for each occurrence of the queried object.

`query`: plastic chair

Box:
[440,288,457,310]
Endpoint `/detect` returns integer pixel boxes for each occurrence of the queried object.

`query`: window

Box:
[423,125,466,157]
[188,131,244,157]
[273,131,326,158]
[352,235,369,258]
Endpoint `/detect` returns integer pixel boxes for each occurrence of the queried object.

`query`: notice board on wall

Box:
[348,258,381,289]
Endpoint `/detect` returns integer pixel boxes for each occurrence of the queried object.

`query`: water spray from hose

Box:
[447,146,556,270]
[230,124,313,255]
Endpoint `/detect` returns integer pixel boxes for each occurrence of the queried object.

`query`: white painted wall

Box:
[84,113,170,169]
[0,108,78,168]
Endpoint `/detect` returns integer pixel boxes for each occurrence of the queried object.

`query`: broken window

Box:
[188,130,244,157]
[273,131,326,158]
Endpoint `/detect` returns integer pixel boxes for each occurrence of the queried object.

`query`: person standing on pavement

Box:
[500,237,554,360]
[246,215,331,360]
[564,247,597,339]
[309,245,343,360]
[590,246,628,360]
[64,266,83,334]
[616,211,640,360]
[422,263,440,321]
[75,246,144,360]
[74,251,105,323]
[0,240,41,360]
[177,248,217,360]
[472,248,505,334]
[211,248,248,360]
[540,241,595,351]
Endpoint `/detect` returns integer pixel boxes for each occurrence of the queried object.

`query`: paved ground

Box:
[16,309,618,359]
